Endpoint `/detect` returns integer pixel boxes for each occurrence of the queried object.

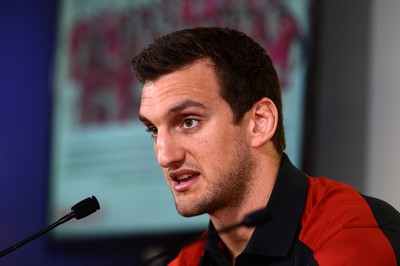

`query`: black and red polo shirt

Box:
[169,154,400,265]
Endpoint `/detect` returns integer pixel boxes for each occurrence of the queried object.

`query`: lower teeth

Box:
[179,178,189,184]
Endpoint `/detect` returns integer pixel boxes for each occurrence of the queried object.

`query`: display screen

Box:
[49,0,312,241]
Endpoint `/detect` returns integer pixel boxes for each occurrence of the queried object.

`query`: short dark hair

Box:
[132,27,285,154]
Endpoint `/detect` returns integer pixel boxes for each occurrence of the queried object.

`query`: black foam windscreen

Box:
[71,196,100,220]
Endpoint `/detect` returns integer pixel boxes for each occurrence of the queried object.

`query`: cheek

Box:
[186,137,215,167]
[197,135,233,165]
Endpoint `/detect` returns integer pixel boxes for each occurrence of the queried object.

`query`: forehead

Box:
[139,60,224,119]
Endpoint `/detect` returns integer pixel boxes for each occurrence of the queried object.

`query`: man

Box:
[132,27,400,265]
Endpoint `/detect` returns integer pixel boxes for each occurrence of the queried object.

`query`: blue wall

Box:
[0,0,56,264]
[0,1,140,265]
[0,0,63,264]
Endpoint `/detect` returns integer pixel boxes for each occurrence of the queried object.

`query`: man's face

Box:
[139,60,254,217]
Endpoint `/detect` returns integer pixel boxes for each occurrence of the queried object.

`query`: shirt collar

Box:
[204,153,308,257]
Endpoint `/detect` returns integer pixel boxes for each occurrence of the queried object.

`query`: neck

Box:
[209,151,281,260]
[218,223,256,260]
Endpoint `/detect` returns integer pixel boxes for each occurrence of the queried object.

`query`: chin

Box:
[176,202,207,218]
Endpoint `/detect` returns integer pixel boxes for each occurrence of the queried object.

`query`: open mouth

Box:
[177,174,196,184]
[171,173,200,192]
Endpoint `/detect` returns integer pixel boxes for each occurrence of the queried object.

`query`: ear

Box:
[249,97,278,148]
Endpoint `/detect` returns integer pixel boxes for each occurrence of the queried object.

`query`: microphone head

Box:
[242,208,269,227]
[71,196,100,220]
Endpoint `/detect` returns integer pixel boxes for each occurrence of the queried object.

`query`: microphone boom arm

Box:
[0,196,100,258]
[0,213,75,257]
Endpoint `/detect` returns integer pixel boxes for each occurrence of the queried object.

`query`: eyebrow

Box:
[139,100,208,124]
[167,100,208,116]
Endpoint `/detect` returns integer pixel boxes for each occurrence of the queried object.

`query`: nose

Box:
[155,130,185,169]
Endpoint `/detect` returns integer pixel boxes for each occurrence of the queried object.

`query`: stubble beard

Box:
[175,131,254,217]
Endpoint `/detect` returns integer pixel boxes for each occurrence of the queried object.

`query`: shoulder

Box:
[168,236,206,266]
[299,176,399,265]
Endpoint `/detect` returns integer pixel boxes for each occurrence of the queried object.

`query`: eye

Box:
[145,126,158,138]
[183,118,199,129]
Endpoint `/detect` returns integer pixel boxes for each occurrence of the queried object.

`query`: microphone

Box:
[71,196,101,219]
[0,196,100,257]
[142,208,269,265]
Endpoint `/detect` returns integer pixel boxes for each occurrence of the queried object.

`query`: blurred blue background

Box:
[0,1,134,265]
